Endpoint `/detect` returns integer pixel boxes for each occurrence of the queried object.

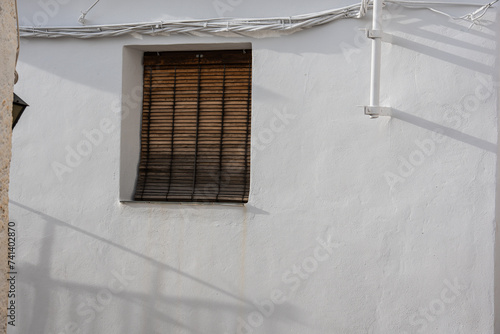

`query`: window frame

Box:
[118,43,253,204]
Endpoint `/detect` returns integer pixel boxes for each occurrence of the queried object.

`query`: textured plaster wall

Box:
[0,1,16,333]
[9,1,500,333]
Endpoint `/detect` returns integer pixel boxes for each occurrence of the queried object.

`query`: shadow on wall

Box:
[387,17,496,75]
[390,109,496,153]
[9,200,298,334]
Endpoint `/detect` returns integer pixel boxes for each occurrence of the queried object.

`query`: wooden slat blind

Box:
[134,50,252,203]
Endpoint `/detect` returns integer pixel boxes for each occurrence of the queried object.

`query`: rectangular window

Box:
[134,49,252,203]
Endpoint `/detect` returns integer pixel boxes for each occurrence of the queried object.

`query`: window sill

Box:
[119,200,246,207]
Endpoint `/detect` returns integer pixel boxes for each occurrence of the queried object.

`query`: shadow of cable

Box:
[390,34,494,75]
[382,6,496,75]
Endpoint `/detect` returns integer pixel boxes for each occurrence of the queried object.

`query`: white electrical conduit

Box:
[367,0,383,118]
[19,0,497,38]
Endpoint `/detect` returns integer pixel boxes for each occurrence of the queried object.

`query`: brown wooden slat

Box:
[135,49,251,203]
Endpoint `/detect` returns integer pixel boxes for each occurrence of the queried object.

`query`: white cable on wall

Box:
[385,0,498,27]
[19,0,497,39]
[78,0,102,25]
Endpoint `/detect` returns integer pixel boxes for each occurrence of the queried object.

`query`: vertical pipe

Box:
[369,0,383,118]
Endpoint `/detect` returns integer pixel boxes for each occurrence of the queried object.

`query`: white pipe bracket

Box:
[366,29,383,39]
[364,106,391,117]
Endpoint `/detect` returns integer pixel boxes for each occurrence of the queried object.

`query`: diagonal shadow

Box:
[390,34,494,75]
[389,18,495,55]
[391,109,497,153]
[383,8,497,75]
[9,199,253,306]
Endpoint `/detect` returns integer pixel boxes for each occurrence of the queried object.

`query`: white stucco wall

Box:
[9,1,499,333]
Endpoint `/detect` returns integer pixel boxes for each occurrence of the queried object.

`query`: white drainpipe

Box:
[365,0,390,118]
